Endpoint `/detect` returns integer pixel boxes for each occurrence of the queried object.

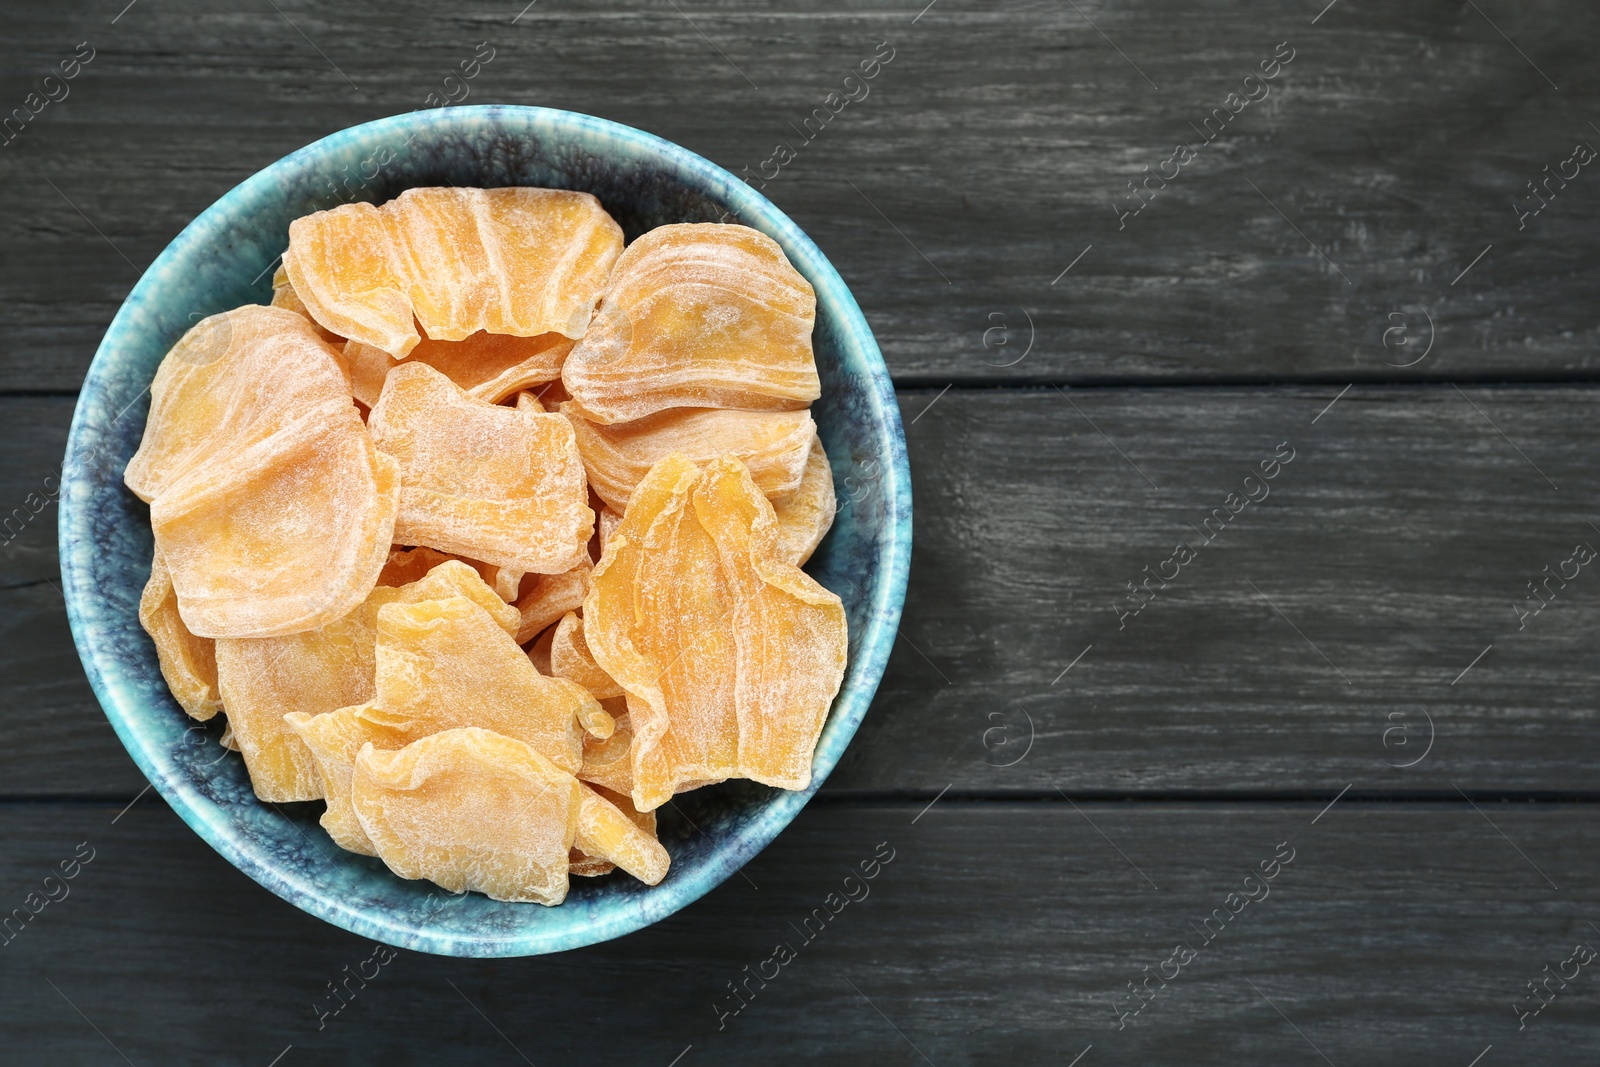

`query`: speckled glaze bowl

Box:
[59,105,911,956]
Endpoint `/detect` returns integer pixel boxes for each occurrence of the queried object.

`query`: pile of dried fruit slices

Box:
[129,186,848,905]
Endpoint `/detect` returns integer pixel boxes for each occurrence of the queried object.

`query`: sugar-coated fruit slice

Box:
[578,708,635,795]
[514,557,592,644]
[124,304,357,504]
[344,331,572,410]
[351,727,582,905]
[569,783,656,877]
[562,403,815,512]
[282,202,417,357]
[284,187,623,358]
[343,340,397,409]
[584,454,848,811]
[285,704,386,855]
[378,547,524,605]
[270,265,343,344]
[562,224,819,423]
[218,560,514,802]
[773,437,837,566]
[370,362,593,573]
[151,415,400,640]
[362,595,599,774]
[571,783,670,884]
[137,548,221,721]
[549,612,623,700]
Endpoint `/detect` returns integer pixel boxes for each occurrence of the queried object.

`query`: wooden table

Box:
[3,2,1597,1062]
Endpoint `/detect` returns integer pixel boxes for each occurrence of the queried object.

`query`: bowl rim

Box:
[58,104,912,956]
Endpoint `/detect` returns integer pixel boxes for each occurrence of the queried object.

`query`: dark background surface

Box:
[3,1,1599,1063]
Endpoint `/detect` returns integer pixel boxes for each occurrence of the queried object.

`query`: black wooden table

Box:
[4,2,1598,1063]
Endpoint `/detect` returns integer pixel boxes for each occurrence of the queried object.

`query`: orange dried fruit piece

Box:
[219,560,514,803]
[562,223,819,423]
[344,331,571,410]
[370,362,593,573]
[282,202,416,357]
[773,437,837,566]
[488,566,524,603]
[138,547,221,721]
[271,264,342,344]
[526,623,555,676]
[596,506,624,558]
[125,304,356,504]
[416,331,572,402]
[352,727,582,904]
[285,704,385,855]
[343,340,397,409]
[569,783,655,877]
[514,556,592,644]
[584,454,848,810]
[151,416,400,640]
[363,595,600,774]
[284,187,623,358]
[571,783,670,884]
[549,612,623,700]
[578,709,634,795]
[378,546,523,604]
[562,402,815,512]
[377,545,457,587]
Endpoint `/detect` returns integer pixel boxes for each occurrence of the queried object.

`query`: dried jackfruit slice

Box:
[571,783,669,884]
[343,340,398,410]
[569,782,652,876]
[271,264,342,345]
[584,455,848,810]
[527,623,556,676]
[377,546,457,587]
[378,547,523,605]
[352,727,582,904]
[218,560,514,802]
[773,436,837,566]
[284,187,623,358]
[414,332,572,403]
[285,704,388,856]
[363,595,598,774]
[370,362,593,573]
[514,557,592,644]
[578,709,635,795]
[562,224,819,423]
[152,413,400,640]
[596,506,624,559]
[563,403,815,512]
[345,331,571,410]
[138,547,221,721]
[282,202,416,357]
[124,304,357,504]
[549,612,623,700]
[489,566,524,603]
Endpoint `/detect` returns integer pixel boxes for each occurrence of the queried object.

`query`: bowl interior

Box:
[58,105,910,956]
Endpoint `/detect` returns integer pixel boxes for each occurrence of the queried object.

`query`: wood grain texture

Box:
[0,800,1594,1065]
[7,387,1600,797]
[1,1,1597,388]
[3,2,1598,1060]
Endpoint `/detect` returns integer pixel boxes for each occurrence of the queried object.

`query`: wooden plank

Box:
[2,2,1598,388]
[0,799,1594,1063]
[10,386,1600,797]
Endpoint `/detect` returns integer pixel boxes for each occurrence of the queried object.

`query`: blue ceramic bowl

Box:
[59,105,911,956]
